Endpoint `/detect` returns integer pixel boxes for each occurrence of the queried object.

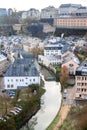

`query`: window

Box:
[84,89,86,92]
[11,84,14,88]
[22,79,24,82]
[7,84,10,88]
[77,88,80,92]
[33,79,35,82]
[82,77,84,80]
[16,79,18,81]
[82,89,83,92]
[77,77,81,80]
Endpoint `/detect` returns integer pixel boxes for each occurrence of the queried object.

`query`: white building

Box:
[22,8,40,19]
[22,12,28,19]
[0,8,7,16]
[38,54,62,66]
[4,58,40,90]
[41,6,58,19]
[44,42,63,56]
[27,8,40,20]
[38,40,71,67]
[8,8,13,16]
[58,4,81,16]
[75,6,87,16]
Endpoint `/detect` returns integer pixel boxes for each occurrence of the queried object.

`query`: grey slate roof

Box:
[4,58,39,77]
[76,63,87,76]
[59,4,81,8]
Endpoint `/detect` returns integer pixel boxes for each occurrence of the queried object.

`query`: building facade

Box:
[8,8,13,16]
[22,8,40,19]
[54,17,87,29]
[41,6,58,19]
[58,4,81,16]
[4,58,40,90]
[75,63,87,99]
[0,8,7,16]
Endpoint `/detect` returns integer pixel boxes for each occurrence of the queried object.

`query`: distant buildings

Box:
[38,40,72,66]
[40,6,58,19]
[4,54,40,90]
[0,8,7,16]
[58,4,81,16]
[22,8,40,20]
[54,17,87,29]
[8,8,13,16]
[75,63,87,99]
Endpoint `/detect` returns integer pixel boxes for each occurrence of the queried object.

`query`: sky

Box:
[0,0,87,11]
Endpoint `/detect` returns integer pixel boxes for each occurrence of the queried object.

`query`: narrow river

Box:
[20,65,62,130]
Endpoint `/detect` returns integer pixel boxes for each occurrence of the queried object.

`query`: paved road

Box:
[63,86,76,105]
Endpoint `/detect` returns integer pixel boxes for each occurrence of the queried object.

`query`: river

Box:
[20,65,62,130]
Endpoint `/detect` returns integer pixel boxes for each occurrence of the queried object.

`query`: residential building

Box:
[21,11,27,19]
[27,8,40,20]
[39,40,71,66]
[0,8,7,16]
[62,53,80,75]
[8,8,13,16]
[4,56,40,90]
[41,6,58,19]
[73,6,87,17]
[58,4,81,16]
[38,54,61,66]
[22,8,40,20]
[75,63,87,99]
[44,40,71,56]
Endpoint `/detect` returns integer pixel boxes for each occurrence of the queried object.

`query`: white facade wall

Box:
[4,76,40,90]
[59,7,78,15]
[41,6,58,19]
[22,12,28,19]
[27,9,40,19]
[48,57,62,65]
[22,9,40,19]
[38,55,50,67]
[44,49,61,56]
[38,55,62,66]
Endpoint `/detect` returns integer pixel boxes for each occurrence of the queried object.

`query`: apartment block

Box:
[75,63,87,99]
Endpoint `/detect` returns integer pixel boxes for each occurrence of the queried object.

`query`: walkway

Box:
[53,105,71,130]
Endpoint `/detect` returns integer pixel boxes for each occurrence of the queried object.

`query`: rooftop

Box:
[4,58,39,77]
[59,4,81,8]
[76,63,87,76]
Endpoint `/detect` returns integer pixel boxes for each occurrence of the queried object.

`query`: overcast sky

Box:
[0,0,86,11]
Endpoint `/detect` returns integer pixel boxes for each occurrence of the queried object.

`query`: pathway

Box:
[53,105,71,130]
